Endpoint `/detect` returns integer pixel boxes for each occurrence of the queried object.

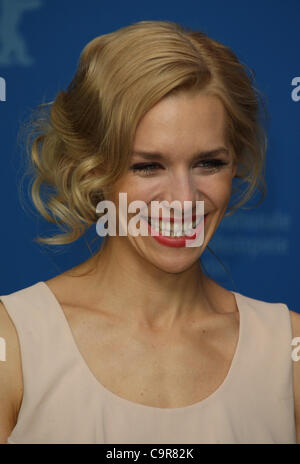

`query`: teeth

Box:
[148,216,204,237]
[173,223,182,233]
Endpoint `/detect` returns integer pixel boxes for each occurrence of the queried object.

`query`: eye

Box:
[129,159,229,176]
[130,163,162,176]
[195,159,229,172]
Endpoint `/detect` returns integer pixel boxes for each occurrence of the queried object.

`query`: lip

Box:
[144,214,208,248]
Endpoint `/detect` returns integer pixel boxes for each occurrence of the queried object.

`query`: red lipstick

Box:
[147,214,207,248]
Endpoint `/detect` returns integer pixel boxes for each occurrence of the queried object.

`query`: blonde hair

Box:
[21,19,268,246]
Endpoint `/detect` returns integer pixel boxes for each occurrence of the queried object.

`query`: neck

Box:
[75,236,216,331]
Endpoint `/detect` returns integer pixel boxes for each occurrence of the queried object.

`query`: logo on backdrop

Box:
[0,0,42,67]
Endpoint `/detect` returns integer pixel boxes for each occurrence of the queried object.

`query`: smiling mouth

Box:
[141,214,207,237]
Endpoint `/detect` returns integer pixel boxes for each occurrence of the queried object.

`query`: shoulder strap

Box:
[0,282,76,416]
[233,292,296,441]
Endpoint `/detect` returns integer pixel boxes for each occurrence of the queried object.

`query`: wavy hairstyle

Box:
[21,20,268,246]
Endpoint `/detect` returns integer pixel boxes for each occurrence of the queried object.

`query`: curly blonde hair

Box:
[21,19,268,246]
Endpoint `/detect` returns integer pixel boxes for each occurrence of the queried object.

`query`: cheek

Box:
[111,176,154,218]
[122,177,153,203]
[200,175,233,205]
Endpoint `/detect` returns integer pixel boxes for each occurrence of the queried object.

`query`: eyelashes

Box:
[130,159,229,176]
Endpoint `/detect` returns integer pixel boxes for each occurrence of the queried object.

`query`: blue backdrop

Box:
[0,0,299,313]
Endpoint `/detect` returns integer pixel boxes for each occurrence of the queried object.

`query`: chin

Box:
[146,252,203,275]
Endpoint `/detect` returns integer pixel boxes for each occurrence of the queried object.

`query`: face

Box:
[108,91,236,274]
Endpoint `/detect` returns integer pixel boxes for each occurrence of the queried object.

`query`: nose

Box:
[163,169,198,216]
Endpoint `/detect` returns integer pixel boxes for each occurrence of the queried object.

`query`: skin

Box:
[0,91,299,443]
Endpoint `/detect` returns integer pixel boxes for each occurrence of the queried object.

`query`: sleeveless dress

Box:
[0,281,297,444]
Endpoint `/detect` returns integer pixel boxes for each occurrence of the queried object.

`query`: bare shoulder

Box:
[45,254,103,315]
[289,308,300,333]
[289,309,300,444]
[204,276,239,315]
[44,257,99,303]
[45,272,84,306]
[0,300,23,444]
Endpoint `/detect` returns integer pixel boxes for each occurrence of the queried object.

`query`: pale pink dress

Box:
[0,281,297,444]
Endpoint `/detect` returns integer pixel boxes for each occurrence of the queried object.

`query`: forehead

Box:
[133,92,227,152]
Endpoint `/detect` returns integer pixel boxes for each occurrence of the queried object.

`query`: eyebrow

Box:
[132,147,230,162]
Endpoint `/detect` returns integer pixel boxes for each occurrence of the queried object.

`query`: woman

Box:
[0,20,299,444]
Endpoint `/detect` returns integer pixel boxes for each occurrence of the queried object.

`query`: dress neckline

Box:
[38,280,245,413]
